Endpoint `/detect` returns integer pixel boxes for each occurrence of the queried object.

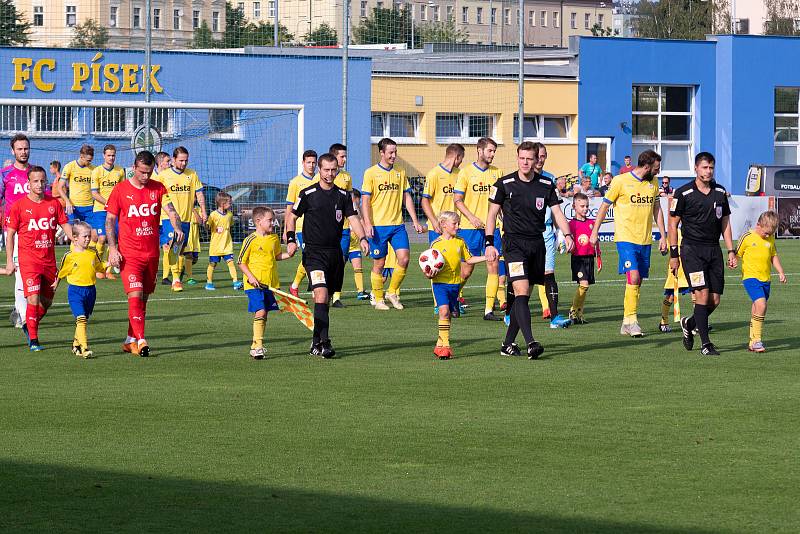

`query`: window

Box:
[446,5,453,21]
[529,10,534,26]
[360,1,367,17]
[0,105,78,136]
[209,109,242,139]
[133,7,141,28]
[504,8,510,25]
[134,108,172,136]
[513,114,571,142]
[237,2,244,12]
[173,9,181,30]
[476,7,483,24]
[268,1,275,17]
[540,10,547,27]
[774,87,800,164]
[462,6,468,24]
[553,11,559,28]
[433,5,440,22]
[66,5,77,27]
[110,6,118,27]
[33,6,44,26]
[192,10,200,29]
[94,108,128,135]
[598,13,604,27]
[212,11,219,31]
[570,12,576,29]
[435,113,495,143]
[584,13,590,29]
[153,8,161,29]
[421,5,427,21]
[371,113,420,143]
[632,85,694,174]
[376,1,383,8]
[491,8,497,25]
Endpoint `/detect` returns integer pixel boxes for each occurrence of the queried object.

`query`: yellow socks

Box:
[226,260,238,282]
[206,264,215,284]
[623,284,640,324]
[571,285,588,316]
[252,316,265,349]
[387,266,407,295]
[74,315,88,349]
[292,263,307,288]
[95,241,106,260]
[354,268,364,292]
[162,249,171,279]
[750,314,765,344]
[371,271,385,301]
[661,297,672,324]
[437,317,451,347]
[485,273,499,315]
[184,256,194,279]
[496,281,507,307]
[171,255,184,280]
[538,284,549,311]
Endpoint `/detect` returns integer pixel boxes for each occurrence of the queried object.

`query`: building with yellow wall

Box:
[369,46,579,179]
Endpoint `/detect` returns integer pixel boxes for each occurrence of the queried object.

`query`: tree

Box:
[0,0,31,46]
[590,23,619,37]
[69,18,109,48]
[353,7,415,47]
[765,0,800,35]
[634,0,731,40]
[417,20,469,44]
[304,22,338,46]
[193,20,217,48]
[220,2,292,48]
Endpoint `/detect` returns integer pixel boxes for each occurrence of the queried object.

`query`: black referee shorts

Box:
[302,247,345,293]
[681,243,724,294]
[502,235,545,285]
[571,255,596,284]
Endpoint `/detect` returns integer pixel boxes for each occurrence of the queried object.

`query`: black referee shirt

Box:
[489,171,561,239]
[670,180,731,246]
[293,183,357,249]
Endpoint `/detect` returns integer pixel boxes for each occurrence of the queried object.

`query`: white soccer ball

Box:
[419,248,445,277]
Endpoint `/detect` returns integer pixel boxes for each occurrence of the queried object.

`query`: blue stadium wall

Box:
[0,47,371,189]
[578,35,800,194]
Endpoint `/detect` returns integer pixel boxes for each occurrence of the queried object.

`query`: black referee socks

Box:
[513,295,534,345]
[544,273,559,316]
[313,303,330,344]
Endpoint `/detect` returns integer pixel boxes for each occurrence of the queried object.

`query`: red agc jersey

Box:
[106,178,169,260]
[7,195,67,269]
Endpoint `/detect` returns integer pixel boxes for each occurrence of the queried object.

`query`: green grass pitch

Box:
[1,241,798,533]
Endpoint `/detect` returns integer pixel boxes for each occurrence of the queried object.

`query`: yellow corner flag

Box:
[673,277,681,323]
[270,286,314,331]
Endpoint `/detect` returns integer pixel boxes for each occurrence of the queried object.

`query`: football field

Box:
[1,242,798,533]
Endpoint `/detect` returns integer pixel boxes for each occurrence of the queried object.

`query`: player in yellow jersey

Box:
[345,188,369,300]
[51,221,110,358]
[57,144,96,231]
[205,191,242,290]
[89,144,125,277]
[590,149,667,337]
[153,152,173,286]
[157,147,207,293]
[285,150,318,298]
[454,137,505,321]
[238,206,295,360]
[736,210,787,353]
[421,144,465,245]
[361,137,424,311]
[426,211,486,359]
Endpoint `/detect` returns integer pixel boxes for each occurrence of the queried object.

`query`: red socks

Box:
[128,297,146,340]
[26,303,39,340]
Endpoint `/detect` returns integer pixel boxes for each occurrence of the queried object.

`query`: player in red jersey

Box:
[3,166,71,351]
[105,150,183,357]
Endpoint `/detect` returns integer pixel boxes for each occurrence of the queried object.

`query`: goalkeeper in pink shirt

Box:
[567,192,602,324]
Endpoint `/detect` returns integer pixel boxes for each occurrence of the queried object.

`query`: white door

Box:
[585,137,613,172]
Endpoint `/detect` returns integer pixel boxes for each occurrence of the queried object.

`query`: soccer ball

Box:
[419,248,445,277]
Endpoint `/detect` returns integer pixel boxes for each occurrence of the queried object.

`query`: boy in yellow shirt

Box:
[425,211,486,360]
[736,210,787,352]
[238,207,295,359]
[206,191,242,290]
[182,206,202,285]
[52,221,110,358]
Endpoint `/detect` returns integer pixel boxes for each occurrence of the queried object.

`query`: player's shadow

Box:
[0,459,723,533]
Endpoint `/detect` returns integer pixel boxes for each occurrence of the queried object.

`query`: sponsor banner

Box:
[777,197,800,238]
[728,195,772,240]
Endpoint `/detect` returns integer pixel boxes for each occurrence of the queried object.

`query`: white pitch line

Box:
[1,273,796,310]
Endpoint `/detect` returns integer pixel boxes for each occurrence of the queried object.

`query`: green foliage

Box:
[0,0,31,46]
[192,20,217,48]
[304,22,338,46]
[764,0,800,35]
[417,20,469,44]
[634,0,730,40]
[590,24,619,37]
[69,18,109,48]
[353,7,415,47]
[221,2,293,47]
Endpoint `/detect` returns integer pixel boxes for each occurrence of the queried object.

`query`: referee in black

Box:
[669,152,737,356]
[485,142,574,359]
[286,153,370,358]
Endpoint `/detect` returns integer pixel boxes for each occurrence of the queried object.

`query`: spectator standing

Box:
[580,154,602,189]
